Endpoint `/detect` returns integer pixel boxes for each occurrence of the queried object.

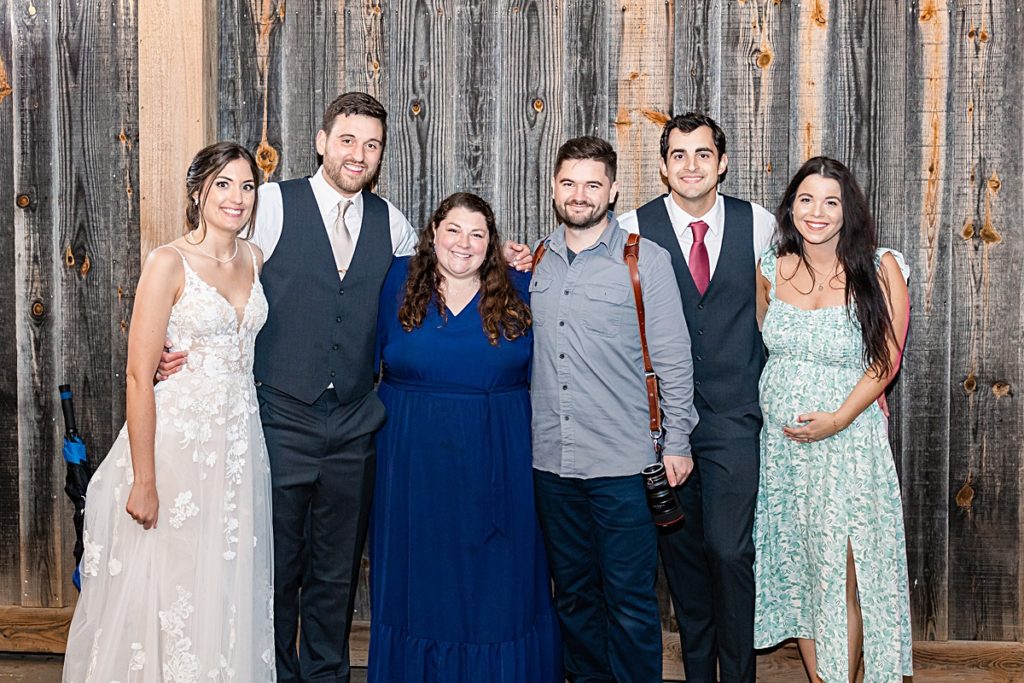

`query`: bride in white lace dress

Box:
[63,142,276,682]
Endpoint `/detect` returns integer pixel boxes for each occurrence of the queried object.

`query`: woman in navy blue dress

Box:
[369,192,561,682]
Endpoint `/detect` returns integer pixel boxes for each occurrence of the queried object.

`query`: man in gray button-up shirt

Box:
[531,136,698,683]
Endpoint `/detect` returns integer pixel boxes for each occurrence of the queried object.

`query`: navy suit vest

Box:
[253,179,393,404]
[636,194,765,413]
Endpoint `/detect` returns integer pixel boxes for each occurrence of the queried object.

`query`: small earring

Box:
[193,197,199,206]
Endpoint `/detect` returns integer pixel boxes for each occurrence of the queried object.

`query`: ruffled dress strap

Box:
[758,244,779,299]
[875,247,910,283]
[244,240,259,283]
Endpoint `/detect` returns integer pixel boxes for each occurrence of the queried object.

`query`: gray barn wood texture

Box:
[0,0,1022,660]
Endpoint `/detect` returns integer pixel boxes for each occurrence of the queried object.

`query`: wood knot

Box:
[410,100,422,117]
[641,109,669,127]
[987,174,1000,192]
[979,221,1002,244]
[256,140,279,180]
[961,219,975,240]
[765,162,773,174]
[80,253,91,277]
[16,193,31,209]
[968,28,976,39]
[962,372,977,394]
[991,382,1012,399]
[811,0,827,25]
[755,50,773,69]
[979,29,989,43]
[30,300,45,319]
[955,473,975,510]
[532,98,544,113]
[629,71,640,81]
[64,245,75,267]
[511,5,519,12]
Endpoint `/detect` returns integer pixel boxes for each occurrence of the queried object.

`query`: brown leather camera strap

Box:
[623,233,663,439]
[533,233,663,442]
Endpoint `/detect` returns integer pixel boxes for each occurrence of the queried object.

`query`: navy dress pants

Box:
[534,469,662,683]
[258,384,385,683]
[658,398,760,683]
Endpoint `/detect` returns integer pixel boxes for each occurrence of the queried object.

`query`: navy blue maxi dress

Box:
[369,257,562,683]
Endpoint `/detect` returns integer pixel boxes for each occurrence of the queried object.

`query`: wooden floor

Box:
[2,645,1020,683]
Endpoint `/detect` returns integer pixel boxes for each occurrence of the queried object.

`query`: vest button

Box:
[559,321,565,326]
[339,288,344,295]
[559,353,565,359]
[697,304,704,310]
[332,344,339,350]
[696,355,703,361]
[695,380,702,386]
[697,329,704,335]
[336,316,343,323]
[330,371,336,378]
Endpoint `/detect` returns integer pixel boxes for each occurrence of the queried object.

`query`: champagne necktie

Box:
[332,199,354,279]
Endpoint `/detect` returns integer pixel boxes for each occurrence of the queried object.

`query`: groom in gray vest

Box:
[618,113,775,683]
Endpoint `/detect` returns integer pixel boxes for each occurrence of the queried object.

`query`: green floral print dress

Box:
[754,246,913,683]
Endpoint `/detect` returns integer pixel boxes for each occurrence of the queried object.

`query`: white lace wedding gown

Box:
[63,245,276,682]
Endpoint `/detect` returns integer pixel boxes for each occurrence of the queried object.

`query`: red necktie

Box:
[688,220,710,295]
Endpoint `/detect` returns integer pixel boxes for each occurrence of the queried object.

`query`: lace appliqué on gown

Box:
[62,244,276,682]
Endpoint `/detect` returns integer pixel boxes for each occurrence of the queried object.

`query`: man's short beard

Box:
[324,157,376,194]
[556,203,609,231]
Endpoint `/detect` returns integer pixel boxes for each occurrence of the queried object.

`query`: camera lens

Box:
[641,463,684,527]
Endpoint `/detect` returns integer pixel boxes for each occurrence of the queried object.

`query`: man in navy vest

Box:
[618,113,775,683]
[159,92,530,682]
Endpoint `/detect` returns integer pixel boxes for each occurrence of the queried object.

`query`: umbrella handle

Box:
[59,384,79,437]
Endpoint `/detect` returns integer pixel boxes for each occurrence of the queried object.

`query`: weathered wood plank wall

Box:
[0,0,1022,664]
[0,0,139,645]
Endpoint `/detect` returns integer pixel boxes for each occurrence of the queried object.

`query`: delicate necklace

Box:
[807,259,840,292]
[185,234,238,264]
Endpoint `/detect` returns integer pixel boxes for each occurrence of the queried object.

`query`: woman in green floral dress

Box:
[753,157,913,682]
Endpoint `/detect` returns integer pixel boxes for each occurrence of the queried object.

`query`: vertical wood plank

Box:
[789,0,829,167]
[716,0,791,208]
[609,0,674,213]
[51,0,140,603]
[946,0,1023,642]
[494,0,563,244]
[12,0,61,608]
[449,2,497,198]
[0,0,22,606]
[563,0,608,138]
[671,0,720,117]
[138,0,217,255]
[382,0,456,231]
[278,0,342,180]
[902,0,952,641]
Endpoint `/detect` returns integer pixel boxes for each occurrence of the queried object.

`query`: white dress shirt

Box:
[617,193,776,275]
[251,167,418,261]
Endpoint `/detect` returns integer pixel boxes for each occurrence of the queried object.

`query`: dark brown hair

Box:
[184,141,260,240]
[321,91,388,147]
[554,135,617,182]
[399,193,532,345]
[659,112,728,183]
[775,156,897,377]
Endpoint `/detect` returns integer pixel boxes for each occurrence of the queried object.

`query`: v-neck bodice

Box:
[164,244,268,380]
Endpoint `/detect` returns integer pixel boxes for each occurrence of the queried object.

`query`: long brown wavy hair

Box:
[398,192,532,345]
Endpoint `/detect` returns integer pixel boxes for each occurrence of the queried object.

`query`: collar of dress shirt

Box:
[546,212,619,255]
[310,166,364,223]
[665,192,724,239]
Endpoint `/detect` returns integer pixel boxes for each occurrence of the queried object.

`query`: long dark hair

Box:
[775,156,896,377]
[184,141,260,240]
[399,192,532,345]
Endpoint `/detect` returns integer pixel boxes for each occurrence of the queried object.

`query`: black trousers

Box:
[258,383,385,683]
[659,397,760,683]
